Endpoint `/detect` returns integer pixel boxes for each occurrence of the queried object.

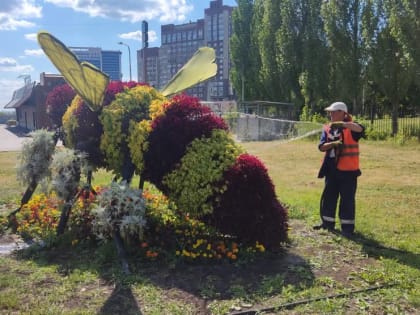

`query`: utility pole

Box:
[142,20,148,83]
[118,42,132,81]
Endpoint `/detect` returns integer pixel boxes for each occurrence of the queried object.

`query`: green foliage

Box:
[162,129,244,217]
[17,129,56,184]
[99,101,125,174]
[231,0,419,120]
[364,126,388,140]
[100,85,166,176]
[61,95,81,148]
[230,0,260,100]
[128,120,152,175]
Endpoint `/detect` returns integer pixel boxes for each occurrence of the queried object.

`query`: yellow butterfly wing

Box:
[161,47,217,97]
[37,31,109,112]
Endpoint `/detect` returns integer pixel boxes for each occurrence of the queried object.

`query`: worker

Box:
[314,101,365,237]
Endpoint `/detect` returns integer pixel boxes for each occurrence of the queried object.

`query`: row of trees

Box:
[229,0,420,134]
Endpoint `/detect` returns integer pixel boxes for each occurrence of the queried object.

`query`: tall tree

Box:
[298,0,330,112]
[360,0,381,116]
[275,0,303,104]
[321,0,364,113]
[368,0,416,134]
[230,0,260,101]
[257,0,284,100]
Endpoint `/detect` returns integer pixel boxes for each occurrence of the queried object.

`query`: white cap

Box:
[325,101,348,112]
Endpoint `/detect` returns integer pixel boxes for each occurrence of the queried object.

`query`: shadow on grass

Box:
[13,241,314,313]
[98,284,142,315]
[344,232,420,270]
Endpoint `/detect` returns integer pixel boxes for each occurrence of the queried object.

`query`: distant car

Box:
[6,119,17,127]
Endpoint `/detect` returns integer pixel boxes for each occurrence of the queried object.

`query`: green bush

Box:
[162,129,243,217]
[99,85,166,179]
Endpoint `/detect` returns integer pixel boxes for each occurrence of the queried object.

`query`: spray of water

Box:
[223,112,323,142]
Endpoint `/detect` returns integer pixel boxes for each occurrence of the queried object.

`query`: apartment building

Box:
[70,47,122,81]
[138,0,234,101]
[137,47,159,88]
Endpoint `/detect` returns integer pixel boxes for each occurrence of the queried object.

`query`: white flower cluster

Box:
[92,181,146,243]
[50,148,88,200]
[17,129,56,183]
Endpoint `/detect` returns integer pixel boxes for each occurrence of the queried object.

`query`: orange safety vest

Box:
[324,125,360,171]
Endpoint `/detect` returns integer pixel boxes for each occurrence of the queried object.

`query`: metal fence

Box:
[359,116,420,138]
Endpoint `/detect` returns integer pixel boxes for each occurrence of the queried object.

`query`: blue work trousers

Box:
[320,170,358,233]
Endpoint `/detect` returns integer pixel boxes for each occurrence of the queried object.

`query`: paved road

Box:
[0,124,31,152]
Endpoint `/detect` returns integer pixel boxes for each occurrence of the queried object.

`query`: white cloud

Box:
[119,30,157,43]
[44,0,193,23]
[25,33,38,41]
[0,57,34,73]
[0,0,42,30]
[24,49,44,57]
[0,17,36,30]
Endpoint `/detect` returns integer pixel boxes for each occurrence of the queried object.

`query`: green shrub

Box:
[365,127,388,140]
[100,85,166,179]
[162,129,243,217]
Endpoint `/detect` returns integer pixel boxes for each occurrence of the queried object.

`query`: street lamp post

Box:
[118,41,132,81]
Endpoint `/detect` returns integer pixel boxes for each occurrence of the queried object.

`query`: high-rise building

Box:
[137,47,159,88]
[138,0,234,100]
[70,47,122,81]
[204,0,234,101]
[158,20,206,97]
[102,50,122,81]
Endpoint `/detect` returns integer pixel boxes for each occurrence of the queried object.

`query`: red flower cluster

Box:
[209,153,289,249]
[144,94,228,187]
[46,84,76,126]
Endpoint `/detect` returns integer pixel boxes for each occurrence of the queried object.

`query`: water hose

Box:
[229,282,397,315]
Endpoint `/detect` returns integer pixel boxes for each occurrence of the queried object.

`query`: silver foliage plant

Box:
[50,148,88,200]
[17,129,56,184]
[92,181,147,243]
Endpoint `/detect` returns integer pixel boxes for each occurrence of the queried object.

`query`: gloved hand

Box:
[329,140,343,148]
[330,121,344,129]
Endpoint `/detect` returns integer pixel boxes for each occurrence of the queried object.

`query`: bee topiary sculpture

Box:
[37,31,288,253]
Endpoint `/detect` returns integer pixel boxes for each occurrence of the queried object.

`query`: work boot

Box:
[313,223,335,231]
[341,230,354,238]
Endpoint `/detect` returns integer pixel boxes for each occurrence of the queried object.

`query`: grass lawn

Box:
[0,139,419,314]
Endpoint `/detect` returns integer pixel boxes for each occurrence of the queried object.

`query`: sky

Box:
[0,0,237,109]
